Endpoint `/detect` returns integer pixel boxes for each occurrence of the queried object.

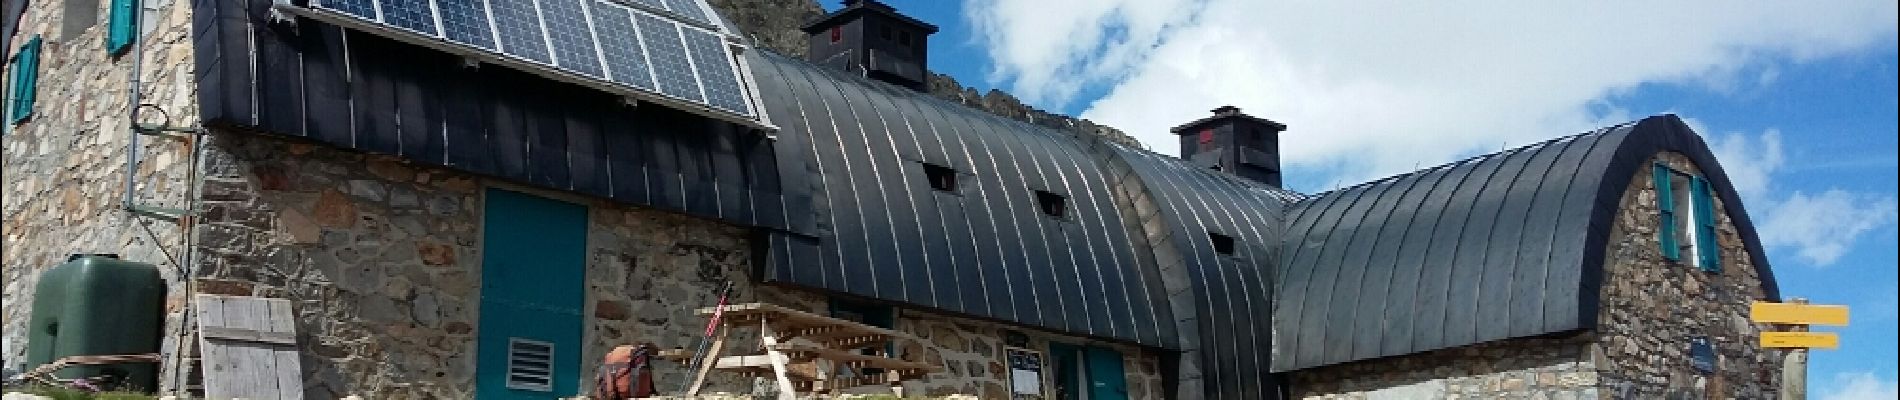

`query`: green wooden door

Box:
[1083,346,1128,400]
[476,189,588,399]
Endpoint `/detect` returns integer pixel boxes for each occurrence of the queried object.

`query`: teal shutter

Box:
[1653,164,1679,261]
[1691,177,1721,272]
[107,0,139,55]
[8,36,41,125]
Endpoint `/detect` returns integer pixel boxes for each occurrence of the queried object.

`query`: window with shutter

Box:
[8,36,41,125]
[1691,176,1721,272]
[1653,163,1679,261]
[107,0,138,55]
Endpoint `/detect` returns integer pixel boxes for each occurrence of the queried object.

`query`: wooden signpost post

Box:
[1752,298,1849,400]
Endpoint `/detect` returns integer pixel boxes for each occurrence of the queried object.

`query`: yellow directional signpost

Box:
[1751,302,1850,326]
[1753,298,1848,400]
[1760,331,1840,349]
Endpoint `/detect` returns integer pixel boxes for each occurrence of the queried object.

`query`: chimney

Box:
[800,0,938,91]
[1170,106,1287,187]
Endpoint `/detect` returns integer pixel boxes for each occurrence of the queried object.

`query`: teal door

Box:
[477,189,588,400]
[1083,347,1128,400]
[1048,343,1084,400]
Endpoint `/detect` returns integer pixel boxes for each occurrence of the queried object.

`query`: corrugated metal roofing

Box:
[1100,143,1287,399]
[747,50,1177,347]
[1273,114,1781,372]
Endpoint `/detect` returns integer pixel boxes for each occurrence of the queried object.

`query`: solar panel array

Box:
[311,0,754,118]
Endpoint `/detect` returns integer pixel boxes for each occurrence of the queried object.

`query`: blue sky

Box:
[836,1,1900,397]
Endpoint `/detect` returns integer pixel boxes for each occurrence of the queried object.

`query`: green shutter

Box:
[1691,176,1721,272]
[1653,164,1679,261]
[107,0,138,55]
[9,36,40,125]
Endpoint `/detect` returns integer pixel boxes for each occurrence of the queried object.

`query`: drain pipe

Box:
[121,8,146,213]
[116,6,202,395]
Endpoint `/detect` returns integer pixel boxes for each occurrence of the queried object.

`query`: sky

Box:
[837,0,1900,397]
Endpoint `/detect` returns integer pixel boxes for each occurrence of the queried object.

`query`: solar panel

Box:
[540,0,605,78]
[490,0,553,64]
[634,13,703,102]
[437,0,497,50]
[378,0,438,35]
[586,2,657,90]
[305,0,757,121]
[680,28,747,115]
[658,0,713,26]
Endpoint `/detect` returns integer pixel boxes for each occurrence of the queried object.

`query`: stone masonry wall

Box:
[1593,151,1778,399]
[189,130,1161,399]
[188,130,778,398]
[1288,333,1601,400]
[1,0,197,377]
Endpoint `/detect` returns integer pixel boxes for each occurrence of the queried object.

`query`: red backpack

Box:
[596,344,656,399]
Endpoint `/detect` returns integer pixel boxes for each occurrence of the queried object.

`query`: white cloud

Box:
[1822,372,1900,400]
[1707,127,1785,202]
[1757,189,1900,267]
[1702,125,1898,267]
[968,0,1899,184]
[964,0,1201,105]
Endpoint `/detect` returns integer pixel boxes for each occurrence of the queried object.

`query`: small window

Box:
[829,25,842,43]
[1670,172,1697,263]
[1034,190,1067,219]
[898,30,912,47]
[922,163,957,192]
[1653,163,1721,272]
[62,0,102,40]
[1209,232,1235,255]
[880,25,894,41]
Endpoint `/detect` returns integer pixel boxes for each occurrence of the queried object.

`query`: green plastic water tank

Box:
[26,254,165,391]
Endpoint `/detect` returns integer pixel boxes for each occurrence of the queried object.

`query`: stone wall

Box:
[187,130,778,398]
[188,130,1162,399]
[1,0,197,377]
[1288,333,1601,400]
[1593,151,1779,399]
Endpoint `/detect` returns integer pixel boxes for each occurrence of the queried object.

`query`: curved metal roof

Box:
[1273,114,1780,371]
[747,51,1175,347]
[1101,144,1287,399]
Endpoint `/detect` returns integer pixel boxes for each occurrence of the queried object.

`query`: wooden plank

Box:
[1762,332,1839,349]
[201,326,296,345]
[266,299,305,400]
[760,319,798,400]
[197,295,301,400]
[686,323,730,396]
[232,296,276,399]
[713,355,780,369]
[1752,302,1850,326]
[196,295,238,399]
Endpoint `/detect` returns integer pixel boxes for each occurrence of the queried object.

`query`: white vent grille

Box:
[506,338,555,392]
